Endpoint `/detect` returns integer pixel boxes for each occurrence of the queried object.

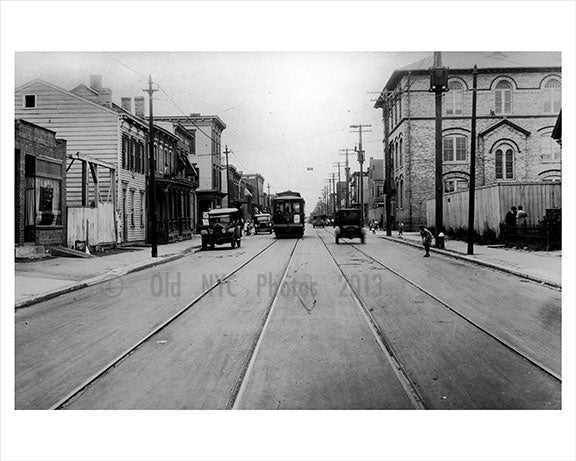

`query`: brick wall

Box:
[15,120,67,246]
[388,69,561,227]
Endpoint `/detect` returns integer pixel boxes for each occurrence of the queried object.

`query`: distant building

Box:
[243,173,265,214]
[154,114,226,226]
[15,120,67,248]
[374,52,562,229]
[367,157,385,224]
[350,171,369,221]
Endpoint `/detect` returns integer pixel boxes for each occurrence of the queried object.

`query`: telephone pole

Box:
[467,65,478,255]
[267,183,271,211]
[339,148,353,207]
[429,51,449,246]
[332,161,342,211]
[144,75,158,258]
[351,124,371,225]
[223,145,231,208]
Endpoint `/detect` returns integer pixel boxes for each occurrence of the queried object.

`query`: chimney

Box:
[97,88,113,108]
[134,96,145,118]
[121,97,132,113]
[89,75,102,92]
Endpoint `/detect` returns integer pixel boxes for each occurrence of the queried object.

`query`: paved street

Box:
[15,225,561,410]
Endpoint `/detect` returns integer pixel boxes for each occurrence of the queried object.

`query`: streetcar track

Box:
[53,239,280,410]
[320,228,561,382]
[317,230,427,409]
[230,237,301,409]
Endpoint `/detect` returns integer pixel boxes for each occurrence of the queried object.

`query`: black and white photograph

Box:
[1,2,575,461]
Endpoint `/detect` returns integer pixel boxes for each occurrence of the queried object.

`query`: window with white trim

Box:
[446,81,463,115]
[495,146,514,179]
[443,135,467,162]
[543,79,561,113]
[495,80,512,114]
[540,131,561,162]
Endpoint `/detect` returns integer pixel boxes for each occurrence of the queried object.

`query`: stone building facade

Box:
[374,52,561,229]
[15,119,67,247]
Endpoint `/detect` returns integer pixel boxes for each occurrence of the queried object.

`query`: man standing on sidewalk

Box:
[419,226,434,257]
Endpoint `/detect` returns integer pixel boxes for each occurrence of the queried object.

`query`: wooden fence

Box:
[67,202,116,248]
[426,182,562,236]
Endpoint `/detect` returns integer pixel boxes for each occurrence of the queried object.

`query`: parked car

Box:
[200,208,242,250]
[254,213,273,234]
[334,208,365,244]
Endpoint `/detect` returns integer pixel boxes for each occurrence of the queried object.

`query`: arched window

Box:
[399,137,403,167]
[540,131,561,161]
[443,135,467,162]
[495,80,512,114]
[543,79,561,113]
[446,81,464,115]
[399,179,404,208]
[394,140,399,169]
[495,145,514,179]
[389,142,394,170]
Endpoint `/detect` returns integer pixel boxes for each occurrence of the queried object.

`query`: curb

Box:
[381,236,561,289]
[15,245,203,310]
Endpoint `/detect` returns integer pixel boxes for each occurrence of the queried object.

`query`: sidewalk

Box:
[382,232,562,288]
[15,236,202,308]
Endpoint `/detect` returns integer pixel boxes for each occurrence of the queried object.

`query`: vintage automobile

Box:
[254,213,273,234]
[311,215,326,228]
[334,208,365,244]
[200,208,242,250]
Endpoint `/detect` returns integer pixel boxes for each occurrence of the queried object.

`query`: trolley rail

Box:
[320,228,561,383]
[53,239,282,410]
[317,232,426,409]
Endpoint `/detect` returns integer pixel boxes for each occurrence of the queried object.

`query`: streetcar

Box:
[271,190,305,237]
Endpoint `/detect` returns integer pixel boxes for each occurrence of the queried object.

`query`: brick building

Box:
[15,119,67,247]
[367,157,385,224]
[374,52,561,230]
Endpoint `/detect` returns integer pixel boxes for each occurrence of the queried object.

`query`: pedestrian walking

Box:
[398,222,405,237]
[419,225,433,257]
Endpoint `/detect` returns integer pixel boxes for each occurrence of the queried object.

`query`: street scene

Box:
[13,50,563,411]
[4,0,576,459]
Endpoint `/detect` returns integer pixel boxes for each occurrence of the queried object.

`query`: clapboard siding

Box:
[426,182,562,235]
[16,80,146,244]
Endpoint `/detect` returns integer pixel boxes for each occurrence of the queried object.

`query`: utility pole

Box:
[467,65,478,255]
[332,161,342,211]
[429,51,449,246]
[223,145,231,208]
[267,183,271,211]
[331,173,337,218]
[144,75,158,258]
[339,148,353,207]
[383,91,392,236]
[351,124,371,225]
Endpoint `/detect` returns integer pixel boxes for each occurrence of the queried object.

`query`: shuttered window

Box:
[443,135,467,162]
[446,81,464,115]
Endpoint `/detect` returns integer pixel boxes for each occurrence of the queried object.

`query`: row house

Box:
[15,120,67,248]
[367,157,385,224]
[243,173,265,214]
[349,171,369,221]
[15,75,199,247]
[374,52,562,230]
[154,114,226,226]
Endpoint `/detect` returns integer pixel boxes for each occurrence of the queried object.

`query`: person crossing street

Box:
[419,225,434,257]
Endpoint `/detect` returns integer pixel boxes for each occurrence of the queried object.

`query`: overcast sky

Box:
[15,51,430,208]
